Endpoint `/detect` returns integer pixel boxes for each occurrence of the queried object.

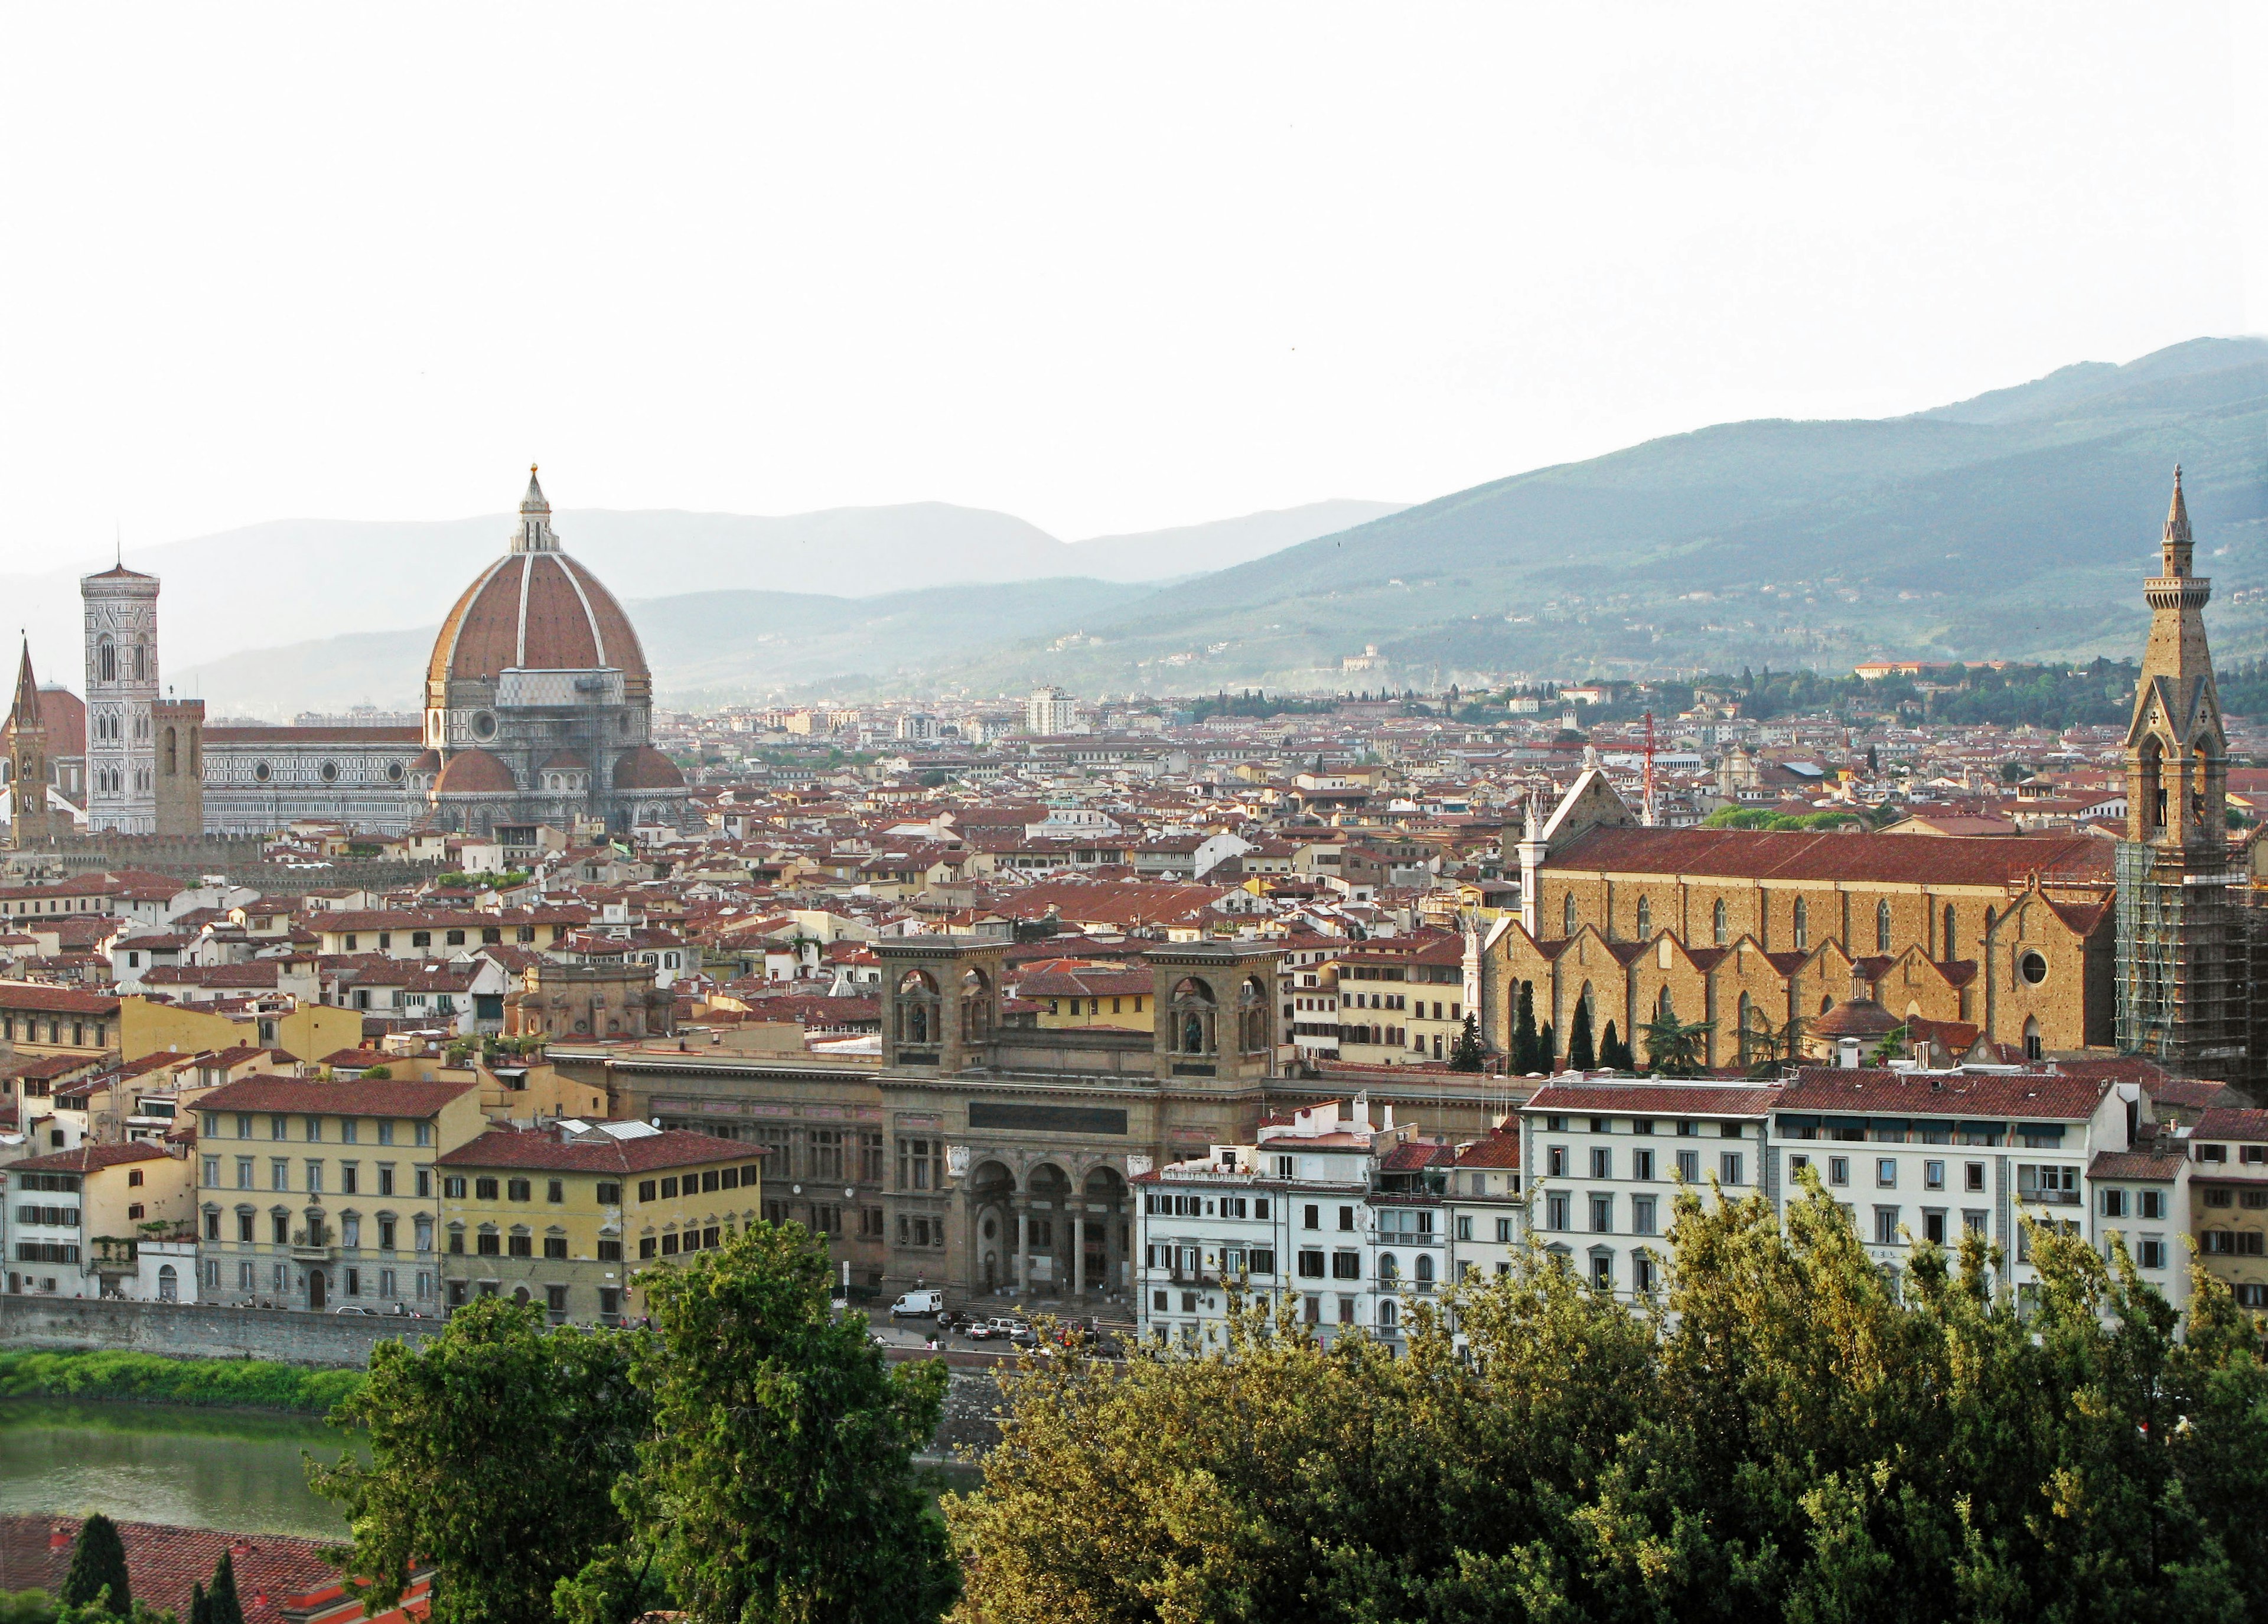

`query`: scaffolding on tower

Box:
[1641,710,1658,828]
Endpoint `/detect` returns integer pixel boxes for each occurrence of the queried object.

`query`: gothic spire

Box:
[8,638,39,732]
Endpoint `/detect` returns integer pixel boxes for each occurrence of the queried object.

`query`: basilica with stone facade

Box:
[4,469,687,847]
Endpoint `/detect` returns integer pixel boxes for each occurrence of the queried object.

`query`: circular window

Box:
[471,711,497,740]
[386,761,405,784]
[320,761,339,784]
[2019,951,2048,986]
[252,761,271,783]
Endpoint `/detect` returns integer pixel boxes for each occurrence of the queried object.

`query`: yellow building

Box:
[0,984,120,1059]
[1018,967,1155,1033]
[2189,1106,2268,1310]
[6,1140,194,1299]
[120,997,362,1067]
[436,1122,764,1325]
[193,1076,490,1312]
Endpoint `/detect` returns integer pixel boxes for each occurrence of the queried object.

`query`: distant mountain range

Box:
[2,497,1403,698]
[129,337,2268,711]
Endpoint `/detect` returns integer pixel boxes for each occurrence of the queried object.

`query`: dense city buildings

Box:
[0,469,2258,1329]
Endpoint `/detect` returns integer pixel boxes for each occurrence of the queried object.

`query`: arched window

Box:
[1876,899,1892,955]
[1237,976,1271,1053]
[1562,894,1578,936]
[2023,1016,2042,1062]
[1635,895,1651,938]
[1792,898,1808,950]
[1415,1253,1435,1287]
[1943,905,1957,956]
[1379,1253,1399,1284]
[133,639,148,681]
[1379,1298,1399,1332]
[1169,978,1218,1055]
[163,728,177,776]
[1736,992,1754,1058]
[895,969,940,1046]
[96,636,116,684]
[1712,899,1728,945]
[1657,986,1675,1021]
[960,967,993,1043]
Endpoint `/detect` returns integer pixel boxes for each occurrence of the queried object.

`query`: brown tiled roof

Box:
[1378,1140,1453,1171]
[194,1075,475,1117]
[1782,1068,2111,1120]
[0,982,120,1015]
[2087,1150,2187,1182]
[2145,1075,2227,1108]
[1543,826,2112,888]
[12,1140,173,1173]
[2193,1107,2268,1143]
[435,1126,768,1173]
[1455,1129,1522,1169]
[1525,1080,1780,1115]
[0,1515,338,1624]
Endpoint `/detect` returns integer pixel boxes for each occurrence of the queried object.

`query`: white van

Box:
[889,1290,945,1319]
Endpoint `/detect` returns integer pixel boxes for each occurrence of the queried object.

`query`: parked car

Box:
[331,1305,374,1316]
[970,1316,1032,1342]
[889,1290,946,1320]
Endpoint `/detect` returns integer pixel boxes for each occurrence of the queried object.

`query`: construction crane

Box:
[1642,710,1659,827]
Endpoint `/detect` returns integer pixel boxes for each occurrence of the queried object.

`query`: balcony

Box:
[289,1227,337,1261]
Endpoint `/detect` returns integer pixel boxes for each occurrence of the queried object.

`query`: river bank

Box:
[0,1349,362,1415]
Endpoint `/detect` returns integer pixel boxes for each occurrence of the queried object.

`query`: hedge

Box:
[0,1350,365,1414]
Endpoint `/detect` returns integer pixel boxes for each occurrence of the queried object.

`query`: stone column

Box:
[1014,1199,1030,1296]
[1071,1213,1086,1297]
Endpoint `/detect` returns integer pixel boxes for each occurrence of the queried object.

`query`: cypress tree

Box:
[1511,983,1539,1074]
[208,1550,245,1624]
[1599,1019,1628,1071]
[1568,1000,1595,1070]
[1538,1022,1556,1073]
[190,1579,211,1624]
[60,1513,129,1615]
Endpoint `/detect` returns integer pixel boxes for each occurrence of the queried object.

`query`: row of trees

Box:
[953,1183,2268,1622]
[30,1515,243,1623]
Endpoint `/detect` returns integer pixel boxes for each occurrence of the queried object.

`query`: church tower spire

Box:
[6,637,54,847]
[2116,465,2244,1069]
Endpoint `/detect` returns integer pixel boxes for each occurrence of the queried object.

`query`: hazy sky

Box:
[0,2,2259,573]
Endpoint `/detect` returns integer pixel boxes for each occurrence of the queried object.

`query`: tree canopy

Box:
[947,1178,2268,1623]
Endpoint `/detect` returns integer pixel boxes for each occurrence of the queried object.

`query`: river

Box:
[0,1401,352,1538]
[0,1400,982,1540]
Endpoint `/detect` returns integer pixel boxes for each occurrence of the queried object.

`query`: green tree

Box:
[310,1296,647,1624]
[1567,997,1595,1069]
[1447,1014,1485,1072]
[58,1515,127,1616]
[1598,1018,1631,1070]
[1510,981,1539,1073]
[617,1221,956,1624]
[187,1584,206,1624]
[1537,1020,1556,1071]
[205,1553,242,1624]
[1640,1011,1712,1076]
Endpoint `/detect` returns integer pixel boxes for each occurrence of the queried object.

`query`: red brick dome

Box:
[611,744,685,791]
[433,748,516,795]
[426,472,648,694]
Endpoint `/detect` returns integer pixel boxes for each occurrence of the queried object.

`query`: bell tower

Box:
[2116,468,2244,1065]
[6,639,55,847]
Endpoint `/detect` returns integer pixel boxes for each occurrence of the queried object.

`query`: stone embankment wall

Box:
[0,1294,1012,1452]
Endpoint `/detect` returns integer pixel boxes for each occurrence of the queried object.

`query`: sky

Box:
[0,1,2260,575]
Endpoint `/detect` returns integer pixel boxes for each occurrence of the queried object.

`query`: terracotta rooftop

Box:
[195,1075,475,1117]
[1543,826,2112,888]
[434,1126,768,1174]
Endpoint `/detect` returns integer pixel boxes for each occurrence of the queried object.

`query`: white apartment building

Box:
[1521,1080,1777,1299]
[1025,687,1078,737]
[1775,1067,2180,1308]
[1135,1097,1419,1348]
[1443,1124,1524,1284]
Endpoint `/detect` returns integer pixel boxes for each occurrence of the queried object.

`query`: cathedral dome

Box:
[434,748,516,795]
[611,743,686,791]
[426,470,649,694]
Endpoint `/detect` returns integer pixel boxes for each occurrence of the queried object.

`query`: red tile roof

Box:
[1543,826,2113,888]
[2087,1150,2188,1181]
[194,1075,475,1117]
[0,1517,338,1624]
[434,1126,768,1174]
[0,982,120,1015]
[1455,1128,1522,1169]
[1781,1068,2111,1120]
[1525,1080,1780,1116]
[11,1140,174,1173]
[2192,1107,2268,1143]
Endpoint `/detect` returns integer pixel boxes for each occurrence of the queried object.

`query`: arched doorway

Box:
[308,1269,327,1311]
[1025,1164,1073,1294]
[965,1160,1016,1293]
[1080,1165,1129,1298]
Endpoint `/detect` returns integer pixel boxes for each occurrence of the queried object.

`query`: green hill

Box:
[936,336,2268,692]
